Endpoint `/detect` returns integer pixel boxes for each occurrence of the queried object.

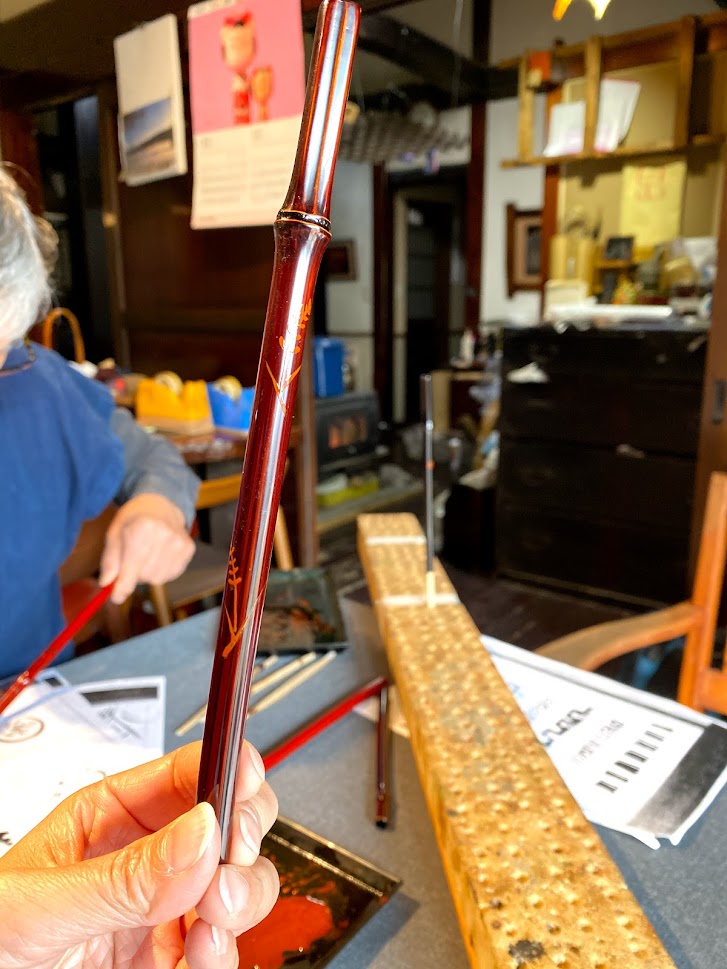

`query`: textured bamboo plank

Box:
[358,513,675,969]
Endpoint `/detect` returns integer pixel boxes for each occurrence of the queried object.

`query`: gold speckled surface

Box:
[358,513,675,969]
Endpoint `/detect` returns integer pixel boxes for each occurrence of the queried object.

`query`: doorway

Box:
[389,168,467,426]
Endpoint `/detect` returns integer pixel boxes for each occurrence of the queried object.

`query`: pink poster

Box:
[188,0,306,228]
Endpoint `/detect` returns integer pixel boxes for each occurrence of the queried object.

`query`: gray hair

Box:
[0,168,58,344]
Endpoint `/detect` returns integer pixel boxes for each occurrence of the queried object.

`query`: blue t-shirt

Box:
[0,343,125,679]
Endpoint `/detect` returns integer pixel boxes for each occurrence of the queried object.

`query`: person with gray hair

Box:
[0,169,281,969]
[0,168,200,679]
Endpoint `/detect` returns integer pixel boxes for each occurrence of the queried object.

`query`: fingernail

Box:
[219,865,249,915]
[212,925,229,955]
[163,802,216,874]
[247,743,265,782]
[238,805,262,857]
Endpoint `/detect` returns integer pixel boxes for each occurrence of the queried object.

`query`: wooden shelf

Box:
[502,134,724,169]
[316,480,423,535]
[596,259,638,269]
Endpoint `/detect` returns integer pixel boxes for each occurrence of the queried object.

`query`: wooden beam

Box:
[674,16,696,148]
[583,35,602,155]
[358,512,676,969]
[372,163,394,422]
[357,14,517,106]
[517,54,534,160]
[691,151,727,578]
[465,0,490,333]
[96,81,129,367]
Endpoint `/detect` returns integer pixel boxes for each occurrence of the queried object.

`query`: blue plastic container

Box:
[207,383,255,433]
[313,337,345,398]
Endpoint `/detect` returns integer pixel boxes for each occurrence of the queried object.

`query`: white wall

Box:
[482,97,546,324]
[327,160,375,391]
[482,0,720,324]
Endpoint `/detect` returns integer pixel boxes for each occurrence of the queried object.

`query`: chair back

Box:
[41,307,86,364]
[678,471,727,713]
[195,472,294,570]
[196,473,242,510]
[59,503,117,586]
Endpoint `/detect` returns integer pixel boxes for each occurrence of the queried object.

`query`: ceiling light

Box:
[553,0,612,20]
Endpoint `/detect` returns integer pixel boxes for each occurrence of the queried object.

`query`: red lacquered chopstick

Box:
[0,584,114,715]
[262,676,387,771]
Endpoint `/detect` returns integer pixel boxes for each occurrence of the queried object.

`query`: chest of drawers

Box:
[496,324,708,605]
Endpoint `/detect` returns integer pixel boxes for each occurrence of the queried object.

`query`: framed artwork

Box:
[604,235,635,262]
[506,204,543,297]
[324,240,358,281]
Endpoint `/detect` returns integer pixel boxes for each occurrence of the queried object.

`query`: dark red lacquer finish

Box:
[197,0,360,859]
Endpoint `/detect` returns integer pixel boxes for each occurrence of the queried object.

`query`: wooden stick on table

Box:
[247,650,338,717]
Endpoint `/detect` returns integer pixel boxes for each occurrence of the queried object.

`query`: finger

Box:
[7,745,202,868]
[0,802,220,952]
[233,741,267,803]
[8,741,270,870]
[139,532,195,585]
[227,783,279,868]
[107,524,141,603]
[184,918,238,969]
[75,741,265,846]
[99,525,123,590]
[195,855,279,934]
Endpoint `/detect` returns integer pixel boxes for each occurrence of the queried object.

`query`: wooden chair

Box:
[538,472,727,715]
[148,472,294,626]
[41,307,86,364]
[59,503,131,644]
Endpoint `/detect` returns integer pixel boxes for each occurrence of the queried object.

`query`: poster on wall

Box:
[619,159,687,249]
[113,15,188,187]
[187,0,306,229]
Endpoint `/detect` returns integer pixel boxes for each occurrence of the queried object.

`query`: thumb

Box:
[1,803,219,955]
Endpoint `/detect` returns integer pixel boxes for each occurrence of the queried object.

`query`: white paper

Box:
[0,677,165,857]
[190,117,303,228]
[544,101,585,157]
[596,79,640,153]
[114,14,188,186]
[187,0,306,228]
[75,678,166,753]
[483,637,727,848]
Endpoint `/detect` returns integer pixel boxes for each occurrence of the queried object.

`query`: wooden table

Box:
[160,424,303,467]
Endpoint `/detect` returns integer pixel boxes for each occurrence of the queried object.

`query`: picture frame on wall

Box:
[506,204,543,297]
[324,239,358,281]
[604,235,635,262]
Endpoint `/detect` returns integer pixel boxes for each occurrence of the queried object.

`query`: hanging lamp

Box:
[553,0,612,20]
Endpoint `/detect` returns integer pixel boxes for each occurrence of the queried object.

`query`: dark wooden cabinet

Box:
[496,324,708,606]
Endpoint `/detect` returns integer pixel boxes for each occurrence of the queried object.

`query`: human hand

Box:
[0,741,279,969]
[100,493,196,603]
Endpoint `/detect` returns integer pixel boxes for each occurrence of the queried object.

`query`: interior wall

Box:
[482,96,546,325]
[326,159,375,393]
